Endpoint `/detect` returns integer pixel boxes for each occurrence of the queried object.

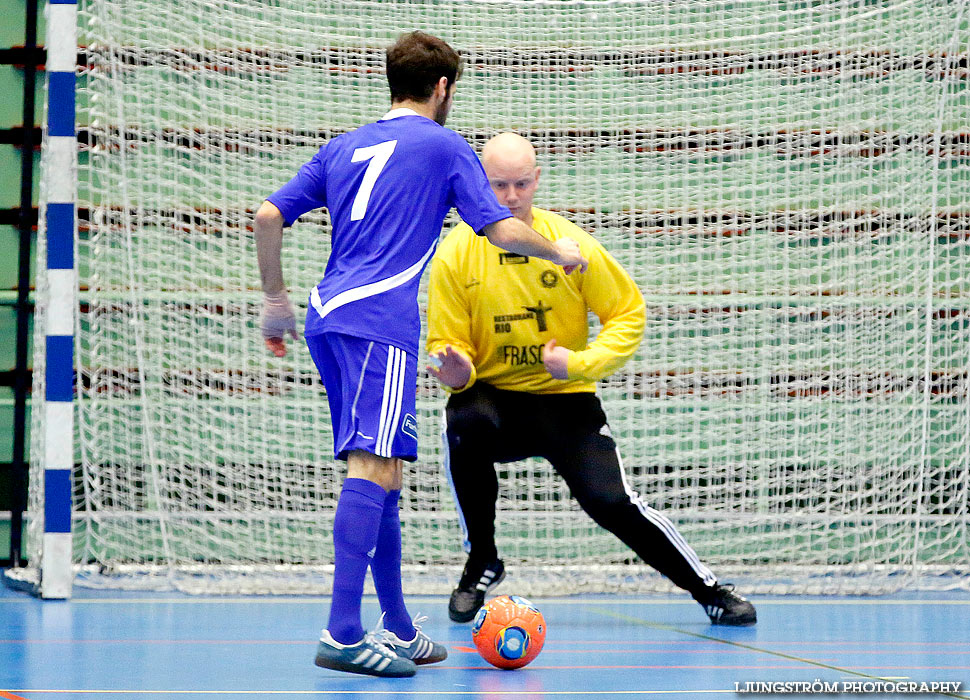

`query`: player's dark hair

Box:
[386,31,463,103]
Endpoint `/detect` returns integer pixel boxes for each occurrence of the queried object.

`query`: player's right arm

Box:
[254,201,297,357]
[482,217,587,274]
[256,143,329,357]
[255,201,286,295]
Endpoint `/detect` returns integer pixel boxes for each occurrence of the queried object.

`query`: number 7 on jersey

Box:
[350,140,397,221]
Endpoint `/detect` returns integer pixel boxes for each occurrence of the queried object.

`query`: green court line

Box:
[589,607,970,700]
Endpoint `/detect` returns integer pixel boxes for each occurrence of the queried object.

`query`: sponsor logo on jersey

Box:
[401,413,418,440]
[501,344,545,366]
[493,310,531,334]
[499,253,530,265]
[492,301,552,334]
[540,270,559,288]
[494,312,534,323]
[522,301,552,332]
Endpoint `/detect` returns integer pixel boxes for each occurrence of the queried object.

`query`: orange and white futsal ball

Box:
[471,594,546,669]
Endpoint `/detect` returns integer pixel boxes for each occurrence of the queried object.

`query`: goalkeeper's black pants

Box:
[444,382,718,597]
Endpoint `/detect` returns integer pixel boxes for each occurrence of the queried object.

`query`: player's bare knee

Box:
[346,450,401,491]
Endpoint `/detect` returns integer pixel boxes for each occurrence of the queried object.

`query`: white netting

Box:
[26,0,970,594]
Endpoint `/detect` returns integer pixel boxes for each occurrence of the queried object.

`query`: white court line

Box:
[0,597,966,605]
[0,595,970,607]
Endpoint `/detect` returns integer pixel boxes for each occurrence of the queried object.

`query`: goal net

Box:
[25,0,970,595]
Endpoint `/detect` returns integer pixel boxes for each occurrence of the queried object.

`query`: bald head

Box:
[482,132,536,171]
[481,133,540,224]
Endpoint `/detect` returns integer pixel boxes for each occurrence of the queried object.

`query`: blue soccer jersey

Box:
[267,109,511,354]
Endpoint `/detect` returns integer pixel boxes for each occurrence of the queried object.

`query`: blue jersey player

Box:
[254,32,587,678]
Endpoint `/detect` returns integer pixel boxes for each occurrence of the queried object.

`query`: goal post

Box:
[24,0,79,600]
[16,0,970,596]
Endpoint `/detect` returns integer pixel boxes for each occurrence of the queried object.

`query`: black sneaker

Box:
[448,558,505,623]
[695,583,757,626]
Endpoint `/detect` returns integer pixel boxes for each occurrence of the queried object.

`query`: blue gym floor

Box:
[1,583,967,699]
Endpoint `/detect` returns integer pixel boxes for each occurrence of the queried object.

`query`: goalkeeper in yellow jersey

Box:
[426,132,756,626]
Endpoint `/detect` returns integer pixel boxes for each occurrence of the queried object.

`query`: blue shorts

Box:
[306,332,419,462]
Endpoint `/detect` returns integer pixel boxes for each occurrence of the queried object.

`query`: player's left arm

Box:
[547,240,645,382]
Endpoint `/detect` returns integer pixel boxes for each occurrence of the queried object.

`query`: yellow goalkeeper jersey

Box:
[426,207,645,394]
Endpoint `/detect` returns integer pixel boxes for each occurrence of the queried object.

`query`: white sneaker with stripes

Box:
[314,629,416,677]
[380,614,448,665]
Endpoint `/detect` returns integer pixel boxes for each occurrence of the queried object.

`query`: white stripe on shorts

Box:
[376,348,396,457]
[387,347,407,455]
[385,347,403,455]
[376,346,406,457]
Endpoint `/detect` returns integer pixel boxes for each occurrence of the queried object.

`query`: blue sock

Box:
[371,489,415,641]
[327,478,387,645]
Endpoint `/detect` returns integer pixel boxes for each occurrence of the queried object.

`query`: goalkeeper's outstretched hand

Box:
[260,290,299,357]
[428,345,472,390]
